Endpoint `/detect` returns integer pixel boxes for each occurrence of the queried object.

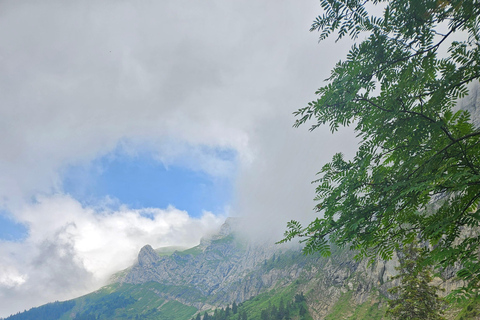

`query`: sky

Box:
[0,0,357,317]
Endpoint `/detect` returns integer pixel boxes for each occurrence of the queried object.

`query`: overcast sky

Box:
[0,0,357,317]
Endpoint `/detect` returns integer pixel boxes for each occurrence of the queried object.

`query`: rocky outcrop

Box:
[117,221,386,316]
[138,244,160,266]
[118,220,282,305]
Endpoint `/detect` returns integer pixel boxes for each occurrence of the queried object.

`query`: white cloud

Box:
[0,265,27,288]
[17,194,225,280]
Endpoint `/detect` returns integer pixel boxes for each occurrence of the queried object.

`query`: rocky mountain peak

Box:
[219,217,237,236]
[199,217,238,247]
[138,244,160,266]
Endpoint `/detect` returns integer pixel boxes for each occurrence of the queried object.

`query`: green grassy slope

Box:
[58,282,197,320]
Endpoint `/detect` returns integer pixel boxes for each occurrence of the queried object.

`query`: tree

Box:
[281,0,480,293]
[299,304,307,318]
[278,298,285,319]
[261,309,269,320]
[294,293,305,303]
[240,310,248,320]
[225,305,231,317]
[386,242,446,319]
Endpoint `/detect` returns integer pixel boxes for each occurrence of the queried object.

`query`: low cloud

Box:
[234,111,357,243]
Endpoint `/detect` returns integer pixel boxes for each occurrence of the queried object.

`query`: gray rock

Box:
[138,244,160,266]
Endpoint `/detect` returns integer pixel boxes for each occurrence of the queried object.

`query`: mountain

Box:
[4,218,480,320]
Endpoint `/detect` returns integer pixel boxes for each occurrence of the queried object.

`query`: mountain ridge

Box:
[3,218,479,320]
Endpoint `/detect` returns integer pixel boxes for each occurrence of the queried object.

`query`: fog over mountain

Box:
[0,0,357,317]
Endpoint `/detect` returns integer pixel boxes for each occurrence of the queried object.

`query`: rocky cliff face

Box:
[112,217,470,319]
[117,218,285,308]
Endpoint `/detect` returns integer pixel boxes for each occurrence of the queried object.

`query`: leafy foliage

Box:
[386,242,446,319]
[455,294,480,319]
[281,0,480,293]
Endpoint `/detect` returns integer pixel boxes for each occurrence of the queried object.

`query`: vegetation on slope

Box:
[192,288,312,320]
[58,283,196,320]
